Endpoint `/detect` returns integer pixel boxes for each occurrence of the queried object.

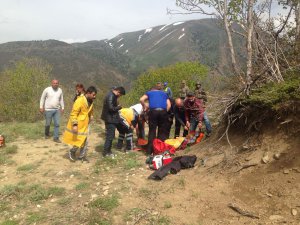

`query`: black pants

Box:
[147,109,169,155]
[174,117,188,138]
[103,122,117,156]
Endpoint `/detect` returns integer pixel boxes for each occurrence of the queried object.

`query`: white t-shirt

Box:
[40,87,64,111]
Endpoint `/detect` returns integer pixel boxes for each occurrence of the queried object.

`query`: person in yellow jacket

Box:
[116,103,143,152]
[63,86,97,162]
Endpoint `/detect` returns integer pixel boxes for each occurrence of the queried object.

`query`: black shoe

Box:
[45,135,50,139]
[69,150,76,162]
[53,138,62,143]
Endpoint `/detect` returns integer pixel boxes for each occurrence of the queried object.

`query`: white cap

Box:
[130,103,143,115]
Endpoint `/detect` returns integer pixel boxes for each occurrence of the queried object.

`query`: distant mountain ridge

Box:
[0,19,244,87]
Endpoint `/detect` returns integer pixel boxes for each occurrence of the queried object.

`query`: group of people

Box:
[39,79,212,162]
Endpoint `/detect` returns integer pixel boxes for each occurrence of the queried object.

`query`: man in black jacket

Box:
[101,86,125,158]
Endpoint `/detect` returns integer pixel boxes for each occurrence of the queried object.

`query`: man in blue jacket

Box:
[140,84,171,155]
[101,86,125,158]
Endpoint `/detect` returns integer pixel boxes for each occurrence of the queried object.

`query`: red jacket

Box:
[184,98,204,122]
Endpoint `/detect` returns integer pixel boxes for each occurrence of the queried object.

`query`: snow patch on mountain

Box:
[117,38,124,43]
[159,24,169,31]
[125,49,129,54]
[178,33,185,40]
[144,28,153,34]
[138,34,143,42]
[153,30,177,47]
[109,42,113,48]
[173,22,184,26]
[118,44,124,48]
[182,28,185,32]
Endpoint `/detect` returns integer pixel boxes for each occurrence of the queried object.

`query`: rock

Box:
[36,205,41,208]
[273,153,280,160]
[103,190,109,196]
[266,193,273,197]
[84,202,89,207]
[56,171,64,176]
[91,194,98,199]
[70,174,74,178]
[96,182,100,186]
[291,209,297,216]
[102,186,109,191]
[262,154,269,164]
[283,169,289,174]
[50,198,56,203]
[269,215,284,220]
[106,180,113,185]
[78,194,82,198]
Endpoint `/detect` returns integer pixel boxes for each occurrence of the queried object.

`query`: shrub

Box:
[0,58,50,122]
[121,62,209,106]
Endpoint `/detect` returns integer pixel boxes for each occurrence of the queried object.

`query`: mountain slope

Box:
[0,40,127,87]
[0,19,244,87]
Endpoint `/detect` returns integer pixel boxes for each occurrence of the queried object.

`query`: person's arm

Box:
[197,100,204,128]
[39,88,47,113]
[174,108,185,127]
[60,90,64,113]
[166,98,171,111]
[70,99,81,133]
[107,94,121,112]
[140,94,149,111]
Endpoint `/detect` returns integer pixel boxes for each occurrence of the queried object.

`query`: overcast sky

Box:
[0,0,207,44]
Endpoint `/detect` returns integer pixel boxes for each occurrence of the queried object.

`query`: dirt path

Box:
[0,127,299,225]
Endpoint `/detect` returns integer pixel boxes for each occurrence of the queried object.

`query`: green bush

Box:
[121,61,209,106]
[244,74,300,109]
[0,58,50,122]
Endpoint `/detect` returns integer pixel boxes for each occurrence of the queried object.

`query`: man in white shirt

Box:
[40,79,64,142]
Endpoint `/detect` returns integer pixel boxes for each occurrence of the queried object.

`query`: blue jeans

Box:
[45,110,60,139]
[189,112,212,134]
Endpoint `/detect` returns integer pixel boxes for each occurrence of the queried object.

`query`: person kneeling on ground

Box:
[184,91,205,135]
[116,103,144,152]
[63,86,97,162]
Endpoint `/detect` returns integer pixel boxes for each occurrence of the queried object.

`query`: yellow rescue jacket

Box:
[119,108,135,128]
[63,96,93,147]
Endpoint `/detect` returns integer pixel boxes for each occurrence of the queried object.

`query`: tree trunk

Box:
[295,1,300,52]
[245,0,254,96]
[223,0,240,77]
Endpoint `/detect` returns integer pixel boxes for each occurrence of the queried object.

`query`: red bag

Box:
[152,139,176,155]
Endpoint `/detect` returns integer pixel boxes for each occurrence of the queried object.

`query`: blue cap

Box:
[164,82,168,86]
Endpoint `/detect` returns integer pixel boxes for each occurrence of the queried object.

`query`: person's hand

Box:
[184,126,189,130]
[198,121,202,129]
[186,121,190,128]
[72,125,78,133]
[39,108,45,113]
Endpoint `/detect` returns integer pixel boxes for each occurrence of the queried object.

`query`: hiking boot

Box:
[103,153,115,159]
[69,150,76,162]
[53,138,62,143]
[78,156,90,163]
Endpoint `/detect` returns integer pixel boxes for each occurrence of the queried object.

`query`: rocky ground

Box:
[0,121,299,225]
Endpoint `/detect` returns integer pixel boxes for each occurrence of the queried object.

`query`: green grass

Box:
[123,158,142,170]
[26,212,46,224]
[57,197,72,206]
[157,216,171,225]
[17,163,39,172]
[0,155,13,165]
[89,194,119,211]
[164,201,172,209]
[0,220,19,225]
[88,209,111,225]
[75,182,90,191]
[0,122,44,142]
[0,183,65,203]
[2,145,18,154]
